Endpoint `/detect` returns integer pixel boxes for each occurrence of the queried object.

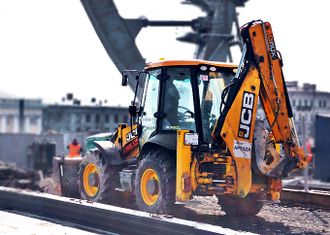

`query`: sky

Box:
[0,0,330,106]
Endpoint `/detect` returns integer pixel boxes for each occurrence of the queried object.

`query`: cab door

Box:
[140,69,161,145]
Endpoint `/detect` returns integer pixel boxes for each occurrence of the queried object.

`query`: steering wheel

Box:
[178,106,194,119]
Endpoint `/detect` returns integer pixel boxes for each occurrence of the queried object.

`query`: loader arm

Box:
[240,20,307,167]
[212,20,307,197]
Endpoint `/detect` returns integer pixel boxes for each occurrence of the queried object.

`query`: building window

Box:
[292,99,296,107]
[114,114,119,123]
[324,100,327,108]
[86,114,91,123]
[6,115,13,125]
[30,116,38,125]
[298,99,302,107]
[297,124,302,135]
[105,114,109,123]
[95,114,100,123]
[304,99,307,107]
[319,100,322,107]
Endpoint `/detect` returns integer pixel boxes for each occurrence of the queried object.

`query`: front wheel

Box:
[217,194,264,216]
[78,151,120,204]
[135,149,176,214]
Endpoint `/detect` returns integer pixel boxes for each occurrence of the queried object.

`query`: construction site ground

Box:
[1,159,329,234]
[0,187,329,234]
[175,196,330,234]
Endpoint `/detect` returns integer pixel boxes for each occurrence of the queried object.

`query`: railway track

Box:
[281,188,330,207]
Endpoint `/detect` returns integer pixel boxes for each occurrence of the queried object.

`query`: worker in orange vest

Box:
[67,139,83,157]
[306,141,313,163]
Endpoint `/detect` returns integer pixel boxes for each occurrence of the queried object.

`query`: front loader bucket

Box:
[53,156,82,198]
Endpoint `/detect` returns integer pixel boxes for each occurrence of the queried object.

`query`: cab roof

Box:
[145,59,237,70]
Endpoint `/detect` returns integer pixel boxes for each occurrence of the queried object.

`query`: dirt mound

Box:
[0,161,41,190]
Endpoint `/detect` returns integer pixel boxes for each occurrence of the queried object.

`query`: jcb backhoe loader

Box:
[77,20,308,216]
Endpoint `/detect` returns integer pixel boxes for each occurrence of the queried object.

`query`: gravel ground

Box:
[39,177,330,234]
[172,196,330,234]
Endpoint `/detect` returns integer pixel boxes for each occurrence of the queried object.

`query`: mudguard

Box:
[93,141,122,165]
[147,133,177,151]
[139,133,177,158]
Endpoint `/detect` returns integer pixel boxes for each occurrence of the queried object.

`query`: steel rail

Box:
[0,187,249,235]
[284,185,330,192]
[281,188,330,208]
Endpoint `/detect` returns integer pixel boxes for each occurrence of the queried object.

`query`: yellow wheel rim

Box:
[83,163,100,197]
[140,168,159,206]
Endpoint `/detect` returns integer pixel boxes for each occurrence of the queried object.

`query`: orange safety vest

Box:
[68,144,81,157]
[306,142,313,163]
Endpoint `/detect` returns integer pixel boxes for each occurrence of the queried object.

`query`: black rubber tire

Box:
[61,162,80,198]
[217,194,264,216]
[135,149,176,214]
[78,151,121,204]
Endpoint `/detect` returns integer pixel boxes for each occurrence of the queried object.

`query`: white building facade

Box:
[287,81,330,143]
[0,92,43,134]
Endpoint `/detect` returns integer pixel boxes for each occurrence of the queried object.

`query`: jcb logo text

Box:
[238,92,255,139]
[126,128,138,142]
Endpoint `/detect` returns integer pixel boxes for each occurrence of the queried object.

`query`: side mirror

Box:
[137,124,142,137]
[122,74,128,86]
[121,70,139,87]
[129,105,137,117]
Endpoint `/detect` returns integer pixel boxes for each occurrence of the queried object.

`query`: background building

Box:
[0,91,43,134]
[286,81,330,143]
[0,93,129,167]
[42,105,128,134]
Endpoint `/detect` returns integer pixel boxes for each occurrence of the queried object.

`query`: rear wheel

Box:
[78,151,120,204]
[135,149,176,214]
[217,194,264,216]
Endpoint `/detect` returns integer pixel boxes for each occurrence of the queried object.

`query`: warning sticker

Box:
[199,74,209,81]
[233,140,252,159]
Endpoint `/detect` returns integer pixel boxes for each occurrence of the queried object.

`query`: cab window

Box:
[140,69,161,144]
[162,67,195,132]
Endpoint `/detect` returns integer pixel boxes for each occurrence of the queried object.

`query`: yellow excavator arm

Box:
[242,20,307,165]
[212,20,307,196]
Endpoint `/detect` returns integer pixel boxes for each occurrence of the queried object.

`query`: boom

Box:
[212,20,307,196]
[246,20,306,164]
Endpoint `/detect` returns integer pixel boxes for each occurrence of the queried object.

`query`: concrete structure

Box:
[0,133,64,169]
[314,115,330,181]
[0,91,43,134]
[180,0,248,62]
[286,81,330,143]
[42,105,128,134]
